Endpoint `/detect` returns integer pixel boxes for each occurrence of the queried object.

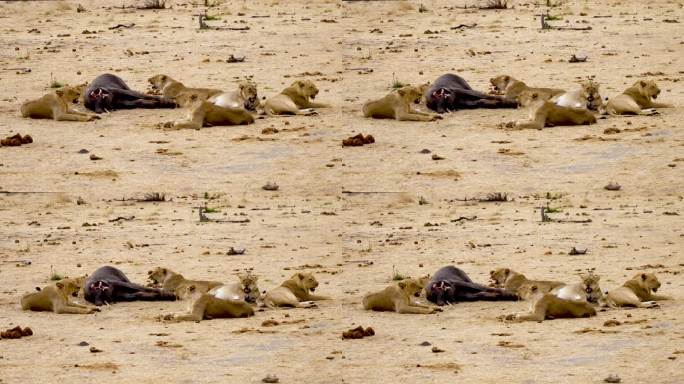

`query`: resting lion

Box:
[148,74,221,107]
[21,85,99,122]
[160,285,254,322]
[501,289,596,322]
[263,79,329,115]
[553,80,604,112]
[506,91,597,130]
[147,267,222,299]
[489,268,564,300]
[490,75,564,102]
[167,95,255,130]
[553,272,603,303]
[606,80,672,115]
[605,273,671,308]
[363,278,438,314]
[263,272,330,308]
[208,272,261,303]
[209,80,259,111]
[362,85,441,121]
[21,277,99,314]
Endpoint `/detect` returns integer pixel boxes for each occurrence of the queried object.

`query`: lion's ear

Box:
[296,273,305,280]
[641,273,647,280]
[55,89,64,97]
[188,285,196,292]
[398,89,406,96]
[639,80,647,87]
[296,80,305,87]
[398,281,407,289]
[503,268,510,274]
[56,282,64,289]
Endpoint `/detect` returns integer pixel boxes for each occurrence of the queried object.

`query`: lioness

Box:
[490,75,564,101]
[167,96,254,130]
[363,279,438,314]
[208,272,261,303]
[606,80,672,115]
[554,80,604,112]
[489,268,564,300]
[160,285,254,322]
[263,80,329,115]
[553,272,603,303]
[507,91,597,130]
[147,267,222,299]
[501,289,596,322]
[362,85,441,121]
[21,85,99,122]
[21,277,99,314]
[209,80,259,111]
[605,273,671,308]
[263,272,330,308]
[148,74,221,107]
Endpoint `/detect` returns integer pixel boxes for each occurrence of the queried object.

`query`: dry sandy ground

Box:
[0,0,683,383]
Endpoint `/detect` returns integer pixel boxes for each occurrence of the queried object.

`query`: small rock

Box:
[262,374,279,383]
[604,182,621,191]
[419,341,431,346]
[89,154,102,161]
[419,148,431,154]
[77,341,89,346]
[431,154,445,160]
[262,182,279,191]
[89,346,103,353]
[77,149,89,154]
[431,346,445,353]
[604,374,621,383]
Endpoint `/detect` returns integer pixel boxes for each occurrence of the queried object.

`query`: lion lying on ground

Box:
[606,80,671,115]
[209,80,259,111]
[505,91,597,130]
[489,268,564,300]
[148,74,221,107]
[21,85,99,122]
[554,80,604,112]
[263,80,329,115]
[490,75,564,102]
[263,272,330,308]
[363,85,441,121]
[208,272,261,303]
[605,273,671,308]
[160,285,254,322]
[21,277,99,314]
[166,95,255,130]
[553,272,603,303]
[363,278,439,314]
[501,286,596,322]
[147,267,222,299]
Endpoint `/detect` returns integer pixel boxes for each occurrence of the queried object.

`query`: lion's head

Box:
[56,277,85,298]
[516,90,543,107]
[292,272,319,292]
[56,86,82,104]
[579,80,603,111]
[238,272,260,303]
[238,80,258,111]
[579,272,603,303]
[490,75,516,93]
[175,92,204,108]
[631,272,661,293]
[148,74,175,90]
[633,80,661,100]
[398,279,424,298]
[292,79,319,100]
[397,85,423,104]
[489,268,514,287]
[147,267,172,286]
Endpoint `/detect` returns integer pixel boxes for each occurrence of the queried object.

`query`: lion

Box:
[209,80,259,111]
[20,85,99,122]
[208,272,261,303]
[553,80,604,112]
[363,279,439,314]
[148,74,221,107]
[605,273,671,308]
[506,91,597,130]
[489,268,564,300]
[501,289,596,322]
[489,75,564,102]
[263,272,330,308]
[21,277,99,314]
[159,285,254,322]
[263,79,329,115]
[362,85,442,121]
[606,80,672,115]
[147,267,222,300]
[553,272,603,303]
[166,95,255,130]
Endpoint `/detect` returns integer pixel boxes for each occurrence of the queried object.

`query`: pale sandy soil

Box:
[0,1,683,383]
